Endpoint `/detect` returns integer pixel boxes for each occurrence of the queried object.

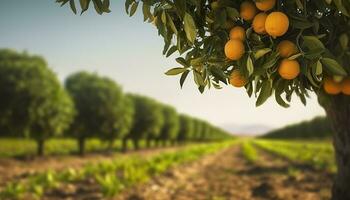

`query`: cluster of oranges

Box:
[323,77,350,95]
[223,0,349,96]
[225,0,300,88]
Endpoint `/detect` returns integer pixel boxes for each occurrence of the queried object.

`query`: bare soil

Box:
[116,146,333,200]
[2,144,334,200]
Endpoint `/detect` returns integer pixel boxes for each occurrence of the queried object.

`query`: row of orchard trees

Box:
[0,49,231,156]
[262,116,332,139]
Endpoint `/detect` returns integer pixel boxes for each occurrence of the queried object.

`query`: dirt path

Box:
[0,146,182,188]
[117,145,333,200]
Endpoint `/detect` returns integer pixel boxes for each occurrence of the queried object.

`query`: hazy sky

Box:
[0,0,325,132]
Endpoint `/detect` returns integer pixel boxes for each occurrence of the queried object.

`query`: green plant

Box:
[242,141,258,163]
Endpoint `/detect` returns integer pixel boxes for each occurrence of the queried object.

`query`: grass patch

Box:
[254,139,335,172]
[241,141,258,163]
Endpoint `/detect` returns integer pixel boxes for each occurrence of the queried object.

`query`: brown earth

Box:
[2,144,334,200]
[116,145,333,200]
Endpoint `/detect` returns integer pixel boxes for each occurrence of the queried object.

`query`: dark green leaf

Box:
[256,80,272,107]
[180,70,190,88]
[321,58,347,76]
[165,67,188,75]
[184,13,197,43]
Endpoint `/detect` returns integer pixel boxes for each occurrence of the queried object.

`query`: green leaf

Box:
[254,48,271,60]
[262,52,279,69]
[80,0,91,14]
[226,7,239,21]
[321,58,347,76]
[125,0,133,14]
[302,36,325,50]
[165,67,188,75]
[69,0,77,14]
[184,13,197,44]
[176,57,189,67]
[161,11,167,24]
[210,67,228,84]
[334,0,350,17]
[129,1,139,16]
[256,80,272,107]
[180,70,190,88]
[315,60,323,75]
[193,71,205,86]
[288,53,303,60]
[167,14,178,35]
[142,3,152,21]
[339,33,349,50]
[275,92,290,108]
[166,46,178,57]
[246,55,254,76]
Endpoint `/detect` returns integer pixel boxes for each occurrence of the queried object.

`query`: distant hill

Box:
[261,116,332,139]
[221,124,273,136]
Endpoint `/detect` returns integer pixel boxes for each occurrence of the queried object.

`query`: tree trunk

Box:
[78,138,85,156]
[37,139,45,156]
[133,139,139,150]
[162,140,167,147]
[319,95,350,200]
[122,138,128,152]
[146,139,151,148]
[107,140,114,152]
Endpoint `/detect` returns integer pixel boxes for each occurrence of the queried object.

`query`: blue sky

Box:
[0,0,325,133]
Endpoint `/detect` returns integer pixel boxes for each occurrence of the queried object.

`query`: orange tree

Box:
[58,0,350,198]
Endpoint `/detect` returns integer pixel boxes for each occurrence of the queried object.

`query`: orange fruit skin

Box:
[256,0,276,11]
[224,39,245,60]
[252,13,268,34]
[341,78,350,95]
[240,1,258,21]
[277,40,298,58]
[230,70,247,88]
[229,26,246,41]
[265,12,289,37]
[324,77,342,95]
[278,59,300,80]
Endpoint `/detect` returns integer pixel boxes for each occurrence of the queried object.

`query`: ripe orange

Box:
[229,26,246,41]
[240,1,258,21]
[341,78,350,95]
[323,77,342,95]
[230,70,247,88]
[252,13,268,34]
[224,39,245,60]
[277,40,298,58]
[278,59,300,80]
[265,12,289,37]
[256,0,276,11]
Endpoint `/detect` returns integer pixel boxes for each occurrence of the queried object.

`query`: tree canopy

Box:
[65,71,124,154]
[58,0,350,107]
[0,49,74,155]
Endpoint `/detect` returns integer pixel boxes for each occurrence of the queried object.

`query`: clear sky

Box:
[0,0,325,133]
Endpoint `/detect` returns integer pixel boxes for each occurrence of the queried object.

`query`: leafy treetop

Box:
[58,0,350,107]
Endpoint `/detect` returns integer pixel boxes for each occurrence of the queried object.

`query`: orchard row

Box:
[0,49,231,156]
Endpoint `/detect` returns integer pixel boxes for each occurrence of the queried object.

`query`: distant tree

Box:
[192,119,204,141]
[177,115,194,144]
[117,95,134,151]
[263,116,332,139]
[157,105,179,146]
[125,94,163,150]
[65,71,124,155]
[0,49,74,156]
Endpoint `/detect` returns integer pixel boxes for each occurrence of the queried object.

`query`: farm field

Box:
[0,139,335,200]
